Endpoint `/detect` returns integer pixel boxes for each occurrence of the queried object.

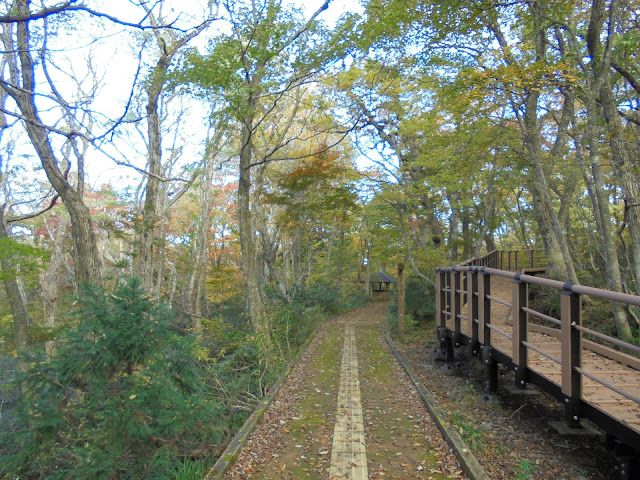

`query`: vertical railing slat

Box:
[453,270,461,346]
[469,268,478,349]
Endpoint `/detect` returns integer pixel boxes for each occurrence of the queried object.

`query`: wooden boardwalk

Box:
[441,273,640,448]
[328,324,368,480]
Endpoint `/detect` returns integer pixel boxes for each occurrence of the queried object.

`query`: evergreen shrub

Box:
[0,277,222,480]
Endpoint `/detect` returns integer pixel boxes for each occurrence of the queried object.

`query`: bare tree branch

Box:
[0,1,192,32]
[612,61,640,96]
[6,194,60,223]
[618,109,640,126]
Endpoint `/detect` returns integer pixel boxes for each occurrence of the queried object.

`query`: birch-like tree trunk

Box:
[136,7,213,292]
[238,104,268,334]
[38,214,69,356]
[485,5,577,282]
[579,0,630,337]
[600,78,640,290]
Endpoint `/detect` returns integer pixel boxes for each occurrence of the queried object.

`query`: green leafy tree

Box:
[181,0,352,337]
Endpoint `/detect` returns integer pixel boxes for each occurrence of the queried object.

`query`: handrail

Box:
[438,265,640,308]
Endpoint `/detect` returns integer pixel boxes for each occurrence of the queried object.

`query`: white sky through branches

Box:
[26,0,364,191]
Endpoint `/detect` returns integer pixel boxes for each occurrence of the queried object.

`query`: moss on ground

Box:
[253,323,341,480]
[357,323,454,480]
[245,305,461,480]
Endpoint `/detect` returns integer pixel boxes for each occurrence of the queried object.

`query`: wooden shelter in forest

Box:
[363,272,396,300]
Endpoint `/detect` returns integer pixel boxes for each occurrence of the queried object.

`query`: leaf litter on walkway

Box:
[225,303,466,479]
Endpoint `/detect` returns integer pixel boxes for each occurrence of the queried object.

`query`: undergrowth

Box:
[387,275,435,338]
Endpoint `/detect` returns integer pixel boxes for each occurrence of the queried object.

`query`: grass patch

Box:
[170,457,212,480]
[450,413,486,451]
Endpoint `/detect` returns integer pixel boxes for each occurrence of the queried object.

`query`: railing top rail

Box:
[455,249,498,267]
[455,248,545,268]
[436,265,640,308]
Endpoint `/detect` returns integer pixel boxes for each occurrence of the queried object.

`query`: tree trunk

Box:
[397,263,405,340]
[135,12,211,293]
[578,0,631,338]
[137,51,168,292]
[238,106,268,336]
[0,213,29,371]
[473,153,497,255]
[4,9,102,288]
[448,193,459,262]
[40,215,68,356]
[520,11,577,283]
[600,78,640,291]
[585,89,631,338]
[365,245,371,298]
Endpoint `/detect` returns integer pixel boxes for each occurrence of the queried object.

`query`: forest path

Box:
[224,302,465,479]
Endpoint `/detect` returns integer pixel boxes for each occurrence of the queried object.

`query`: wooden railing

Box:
[435,249,640,451]
[457,248,546,271]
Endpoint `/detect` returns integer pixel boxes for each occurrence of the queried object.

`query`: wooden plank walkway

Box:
[328,324,368,479]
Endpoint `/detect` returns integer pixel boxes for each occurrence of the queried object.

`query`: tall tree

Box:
[0,3,103,286]
[184,0,349,335]
[135,1,217,293]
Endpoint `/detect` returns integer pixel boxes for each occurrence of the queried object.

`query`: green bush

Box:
[1,277,222,480]
[388,276,435,325]
[405,276,436,322]
[299,277,369,316]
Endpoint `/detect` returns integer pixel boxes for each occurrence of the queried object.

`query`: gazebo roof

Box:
[369,272,396,283]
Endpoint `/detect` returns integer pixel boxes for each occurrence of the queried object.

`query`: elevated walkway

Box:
[436,250,640,477]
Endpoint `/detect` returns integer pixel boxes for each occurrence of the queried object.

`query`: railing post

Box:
[461,270,467,306]
[512,274,528,389]
[469,267,479,355]
[478,267,497,393]
[530,249,535,269]
[478,268,489,345]
[561,286,582,428]
[445,271,454,363]
[515,251,519,271]
[436,269,442,337]
[452,269,461,346]
[508,251,512,271]
[500,251,504,270]
[437,269,447,352]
